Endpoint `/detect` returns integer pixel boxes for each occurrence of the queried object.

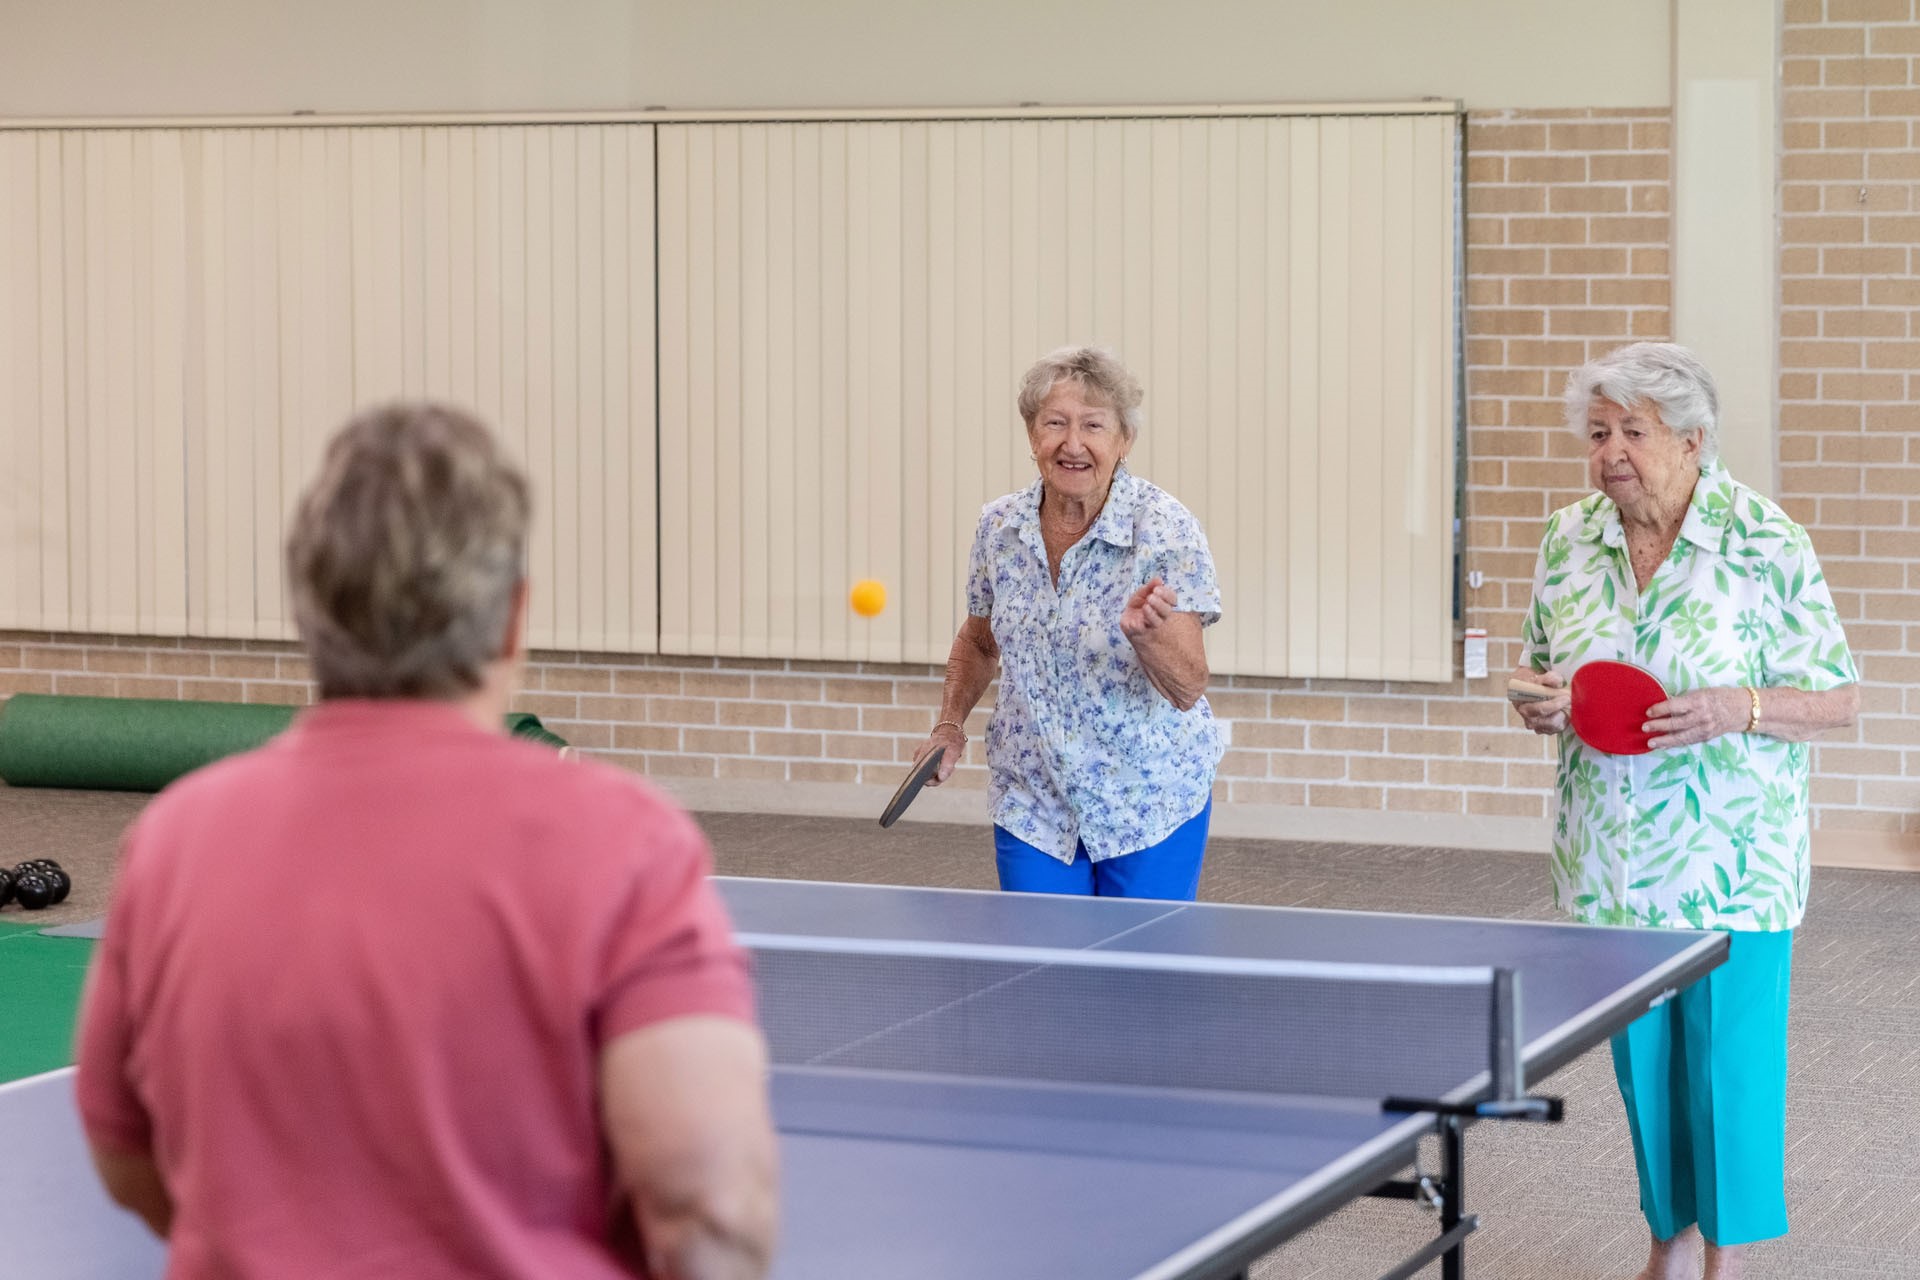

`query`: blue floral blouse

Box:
[966,465,1225,862]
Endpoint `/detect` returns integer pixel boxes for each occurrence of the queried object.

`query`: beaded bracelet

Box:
[1744,686,1762,734]
[932,719,967,740]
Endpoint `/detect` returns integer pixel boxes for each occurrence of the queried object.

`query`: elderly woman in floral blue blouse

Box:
[913,346,1223,900]
[1511,343,1858,1280]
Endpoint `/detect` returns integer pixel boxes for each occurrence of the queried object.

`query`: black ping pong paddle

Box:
[879,747,944,828]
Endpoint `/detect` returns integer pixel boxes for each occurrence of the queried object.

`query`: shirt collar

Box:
[1086,464,1139,548]
[1575,460,1733,553]
[1010,463,1139,548]
[290,697,492,741]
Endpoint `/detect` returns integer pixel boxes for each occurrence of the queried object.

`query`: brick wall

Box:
[1779,0,1920,842]
[1,95,1913,859]
[1457,106,1674,806]
[0,637,314,707]
[0,634,1006,792]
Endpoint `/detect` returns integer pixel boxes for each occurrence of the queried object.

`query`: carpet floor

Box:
[4,786,1915,1278]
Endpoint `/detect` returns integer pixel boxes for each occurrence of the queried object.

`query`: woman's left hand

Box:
[1120,577,1178,640]
[1644,687,1749,750]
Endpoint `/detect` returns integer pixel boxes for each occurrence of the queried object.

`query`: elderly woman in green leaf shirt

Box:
[1509,343,1857,1280]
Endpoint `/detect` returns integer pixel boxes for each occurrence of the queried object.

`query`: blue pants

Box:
[1609,928,1794,1247]
[993,801,1210,901]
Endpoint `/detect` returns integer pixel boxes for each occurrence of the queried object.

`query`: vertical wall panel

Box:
[1202,123,1238,667]
[1285,126,1322,676]
[0,121,659,650]
[712,127,744,657]
[1378,118,1417,678]
[521,127,556,648]
[37,136,70,629]
[86,134,125,629]
[1315,119,1354,674]
[903,126,936,663]
[656,111,1456,677]
[398,128,427,397]
[992,125,1028,505]
[761,129,796,655]
[266,132,308,640]
[0,130,188,635]
[1346,119,1386,677]
[1228,120,1269,678]
[1405,115,1443,687]
[247,133,284,640]
[863,126,906,663]
[687,126,718,653]
[656,127,692,652]
[816,126,848,659]
[573,131,605,651]
[792,125,824,658]
[0,134,33,627]
[1260,123,1292,667]
[59,136,90,628]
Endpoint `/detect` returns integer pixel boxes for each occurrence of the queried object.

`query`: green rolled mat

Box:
[0,694,299,792]
[0,694,569,793]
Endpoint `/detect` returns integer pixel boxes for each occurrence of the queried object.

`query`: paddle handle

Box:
[1505,677,1562,704]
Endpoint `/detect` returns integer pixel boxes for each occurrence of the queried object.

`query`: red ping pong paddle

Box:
[1508,660,1668,755]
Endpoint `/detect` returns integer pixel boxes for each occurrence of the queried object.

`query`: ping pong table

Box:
[723,876,1725,1280]
[2,875,1726,1280]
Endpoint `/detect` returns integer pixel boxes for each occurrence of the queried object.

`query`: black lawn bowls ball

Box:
[0,868,12,908]
[14,861,61,890]
[44,867,71,905]
[11,872,54,911]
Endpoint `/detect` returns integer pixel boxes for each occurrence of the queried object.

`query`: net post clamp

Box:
[1381,1094,1565,1123]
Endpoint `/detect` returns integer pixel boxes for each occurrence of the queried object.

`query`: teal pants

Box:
[1609,928,1793,1247]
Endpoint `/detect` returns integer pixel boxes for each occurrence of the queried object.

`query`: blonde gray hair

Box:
[1016,345,1144,439]
[288,403,530,700]
[1563,342,1720,463]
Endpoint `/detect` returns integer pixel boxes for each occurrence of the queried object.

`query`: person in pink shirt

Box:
[75,403,778,1280]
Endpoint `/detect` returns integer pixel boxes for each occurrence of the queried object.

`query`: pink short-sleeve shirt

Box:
[75,699,754,1279]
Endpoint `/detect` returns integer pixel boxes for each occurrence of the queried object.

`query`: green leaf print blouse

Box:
[1520,461,1858,933]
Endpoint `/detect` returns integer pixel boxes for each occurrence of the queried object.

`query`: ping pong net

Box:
[743,932,1556,1117]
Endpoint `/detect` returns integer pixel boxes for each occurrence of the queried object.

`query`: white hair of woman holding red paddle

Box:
[1510,342,1858,1280]
[910,345,1223,900]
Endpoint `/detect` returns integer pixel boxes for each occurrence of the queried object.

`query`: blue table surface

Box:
[718,876,1724,1060]
[717,877,1726,1280]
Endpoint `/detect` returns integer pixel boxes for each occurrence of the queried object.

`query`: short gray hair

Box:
[1563,342,1720,462]
[1016,345,1144,439]
[288,402,530,700]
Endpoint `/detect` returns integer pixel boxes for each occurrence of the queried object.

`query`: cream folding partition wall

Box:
[6,105,1453,676]
[0,120,658,652]
[655,105,1459,679]
[0,129,191,636]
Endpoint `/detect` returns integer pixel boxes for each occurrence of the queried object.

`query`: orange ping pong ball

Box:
[849,579,887,618]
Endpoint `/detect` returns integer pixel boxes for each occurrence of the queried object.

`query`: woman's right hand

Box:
[1510,665,1571,736]
[916,721,967,785]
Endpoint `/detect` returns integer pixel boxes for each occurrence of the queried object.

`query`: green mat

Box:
[0,924,96,1083]
[504,711,569,751]
[0,694,569,792]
